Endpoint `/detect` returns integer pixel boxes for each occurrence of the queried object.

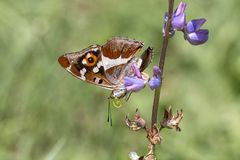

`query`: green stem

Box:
[151,0,175,131]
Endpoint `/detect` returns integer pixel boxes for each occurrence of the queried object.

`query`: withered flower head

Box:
[125,109,146,131]
[147,124,161,145]
[160,106,183,132]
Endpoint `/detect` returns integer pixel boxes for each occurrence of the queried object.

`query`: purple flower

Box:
[149,66,161,90]
[186,19,206,33]
[172,1,187,30]
[185,19,209,45]
[124,77,145,92]
[162,2,209,46]
[124,64,145,92]
[131,64,142,78]
[163,1,187,35]
[153,66,161,75]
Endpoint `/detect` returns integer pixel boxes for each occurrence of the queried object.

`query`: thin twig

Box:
[151,0,175,133]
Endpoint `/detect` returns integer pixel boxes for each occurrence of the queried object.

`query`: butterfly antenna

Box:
[107,97,113,126]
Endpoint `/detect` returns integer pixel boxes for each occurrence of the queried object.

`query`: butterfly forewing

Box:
[100,37,144,71]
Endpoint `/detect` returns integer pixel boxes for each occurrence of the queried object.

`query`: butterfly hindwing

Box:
[58,45,115,89]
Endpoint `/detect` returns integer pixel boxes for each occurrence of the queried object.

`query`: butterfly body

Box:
[58,37,152,98]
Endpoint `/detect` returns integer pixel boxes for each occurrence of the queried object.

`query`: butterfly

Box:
[58,37,152,99]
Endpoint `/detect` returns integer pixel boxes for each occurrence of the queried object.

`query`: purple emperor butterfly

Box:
[58,37,152,99]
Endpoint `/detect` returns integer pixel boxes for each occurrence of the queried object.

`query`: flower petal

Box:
[131,64,142,78]
[186,18,206,33]
[172,13,186,30]
[124,77,145,92]
[149,76,161,90]
[172,2,187,30]
[175,1,187,16]
[153,66,161,77]
[124,77,134,86]
[186,29,209,45]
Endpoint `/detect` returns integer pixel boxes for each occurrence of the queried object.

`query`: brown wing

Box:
[58,45,116,90]
[101,37,144,59]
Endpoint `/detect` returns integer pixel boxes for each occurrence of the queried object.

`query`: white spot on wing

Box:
[101,55,132,70]
[81,75,86,81]
[86,53,91,58]
[93,67,99,73]
[66,65,72,71]
[97,61,102,68]
[94,77,100,84]
[79,68,87,81]
[92,48,99,52]
[80,68,86,76]
[82,59,87,65]
[65,65,86,81]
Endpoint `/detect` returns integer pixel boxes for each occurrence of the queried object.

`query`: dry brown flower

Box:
[125,109,146,131]
[160,106,183,132]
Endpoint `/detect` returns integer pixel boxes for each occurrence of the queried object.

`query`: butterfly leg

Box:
[125,91,132,101]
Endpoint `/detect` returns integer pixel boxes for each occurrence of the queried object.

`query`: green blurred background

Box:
[1,0,240,159]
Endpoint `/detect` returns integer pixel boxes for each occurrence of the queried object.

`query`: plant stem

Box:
[151,0,175,129]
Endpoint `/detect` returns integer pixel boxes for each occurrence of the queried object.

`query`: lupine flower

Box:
[149,66,161,90]
[124,77,145,92]
[131,63,142,78]
[172,1,187,30]
[162,1,209,45]
[185,18,209,45]
[124,64,145,92]
[163,1,187,35]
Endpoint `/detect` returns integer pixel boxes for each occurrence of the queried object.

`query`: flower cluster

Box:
[163,1,209,45]
[126,110,160,160]
[127,107,183,160]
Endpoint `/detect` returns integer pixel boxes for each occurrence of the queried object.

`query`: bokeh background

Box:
[1,0,240,159]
